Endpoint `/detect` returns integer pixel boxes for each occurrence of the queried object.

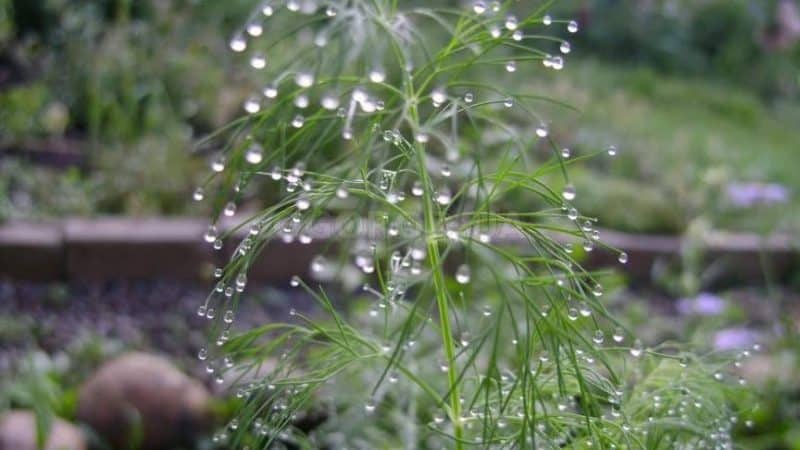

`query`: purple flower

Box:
[725,182,790,208]
[713,328,760,351]
[677,292,726,316]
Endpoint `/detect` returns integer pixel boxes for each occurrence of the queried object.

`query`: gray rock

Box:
[0,410,86,450]
[77,352,212,450]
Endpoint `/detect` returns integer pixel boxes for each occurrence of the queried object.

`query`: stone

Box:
[0,410,86,450]
[76,352,212,450]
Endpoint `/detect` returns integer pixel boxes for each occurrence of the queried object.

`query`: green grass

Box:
[529,59,800,234]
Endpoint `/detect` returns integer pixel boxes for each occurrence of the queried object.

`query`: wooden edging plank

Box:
[0,218,796,283]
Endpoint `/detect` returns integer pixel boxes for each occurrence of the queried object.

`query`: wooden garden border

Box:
[0,218,797,285]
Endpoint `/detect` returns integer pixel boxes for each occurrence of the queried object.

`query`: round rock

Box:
[0,410,86,450]
[76,352,211,450]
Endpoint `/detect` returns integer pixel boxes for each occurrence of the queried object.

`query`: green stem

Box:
[413,133,464,449]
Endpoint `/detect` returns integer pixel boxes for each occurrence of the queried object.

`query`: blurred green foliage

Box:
[0,0,796,231]
[562,0,800,100]
[0,0,252,220]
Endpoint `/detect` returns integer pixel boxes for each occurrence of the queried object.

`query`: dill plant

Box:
[193,1,751,448]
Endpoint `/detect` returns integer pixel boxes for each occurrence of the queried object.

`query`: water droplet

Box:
[229,35,247,52]
[579,302,592,317]
[411,181,424,197]
[435,188,452,205]
[204,225,219,243]
[415,132,429,144]
[630,339,644,357]
[364,399,376,413]
[440,166,452,177]
[263,85,278,98]
[245,145,263,164]
[262,5,274,16]
[567,307,579,321]
[243,96,261,114]
[504,97,514,108]
[431,88,447,107]
[543,14,552,26]
[211,157,226,173]
[325,5,337,17]
[197,305,207,316]
[618,252,629,264]
[561,148,571,158]
[567,20,579,33]
[235,273,248,291]
[295,72,315,88]
[482,305,492,317]
[223,202,237,217]
[593,330,605,344]
[224,310,235,324]
[193,187,205,202]
[250,53,266,70]
[505,61,517,73]
[512,30,523,41]
[455,264,471,284]
[463,92,474,103]
[490,26,501,38]
[536,124,549,138]
[607,145,618,156]
[287,0,300,12]
[473,1,487,15]
[713,372,724,381]
[311,255,327,273]
[560,41,571,54]
[291,115,305,128]
[198,347,208,360]
[294,95,309,108]
[505,15,518,31]
[562,184,576,201]
[368,69,386,83]
[478,232,491,244]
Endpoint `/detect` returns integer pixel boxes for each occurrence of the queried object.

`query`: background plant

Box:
[193,1,754,449]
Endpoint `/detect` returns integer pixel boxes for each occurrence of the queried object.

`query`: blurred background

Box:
[0,0,798,449]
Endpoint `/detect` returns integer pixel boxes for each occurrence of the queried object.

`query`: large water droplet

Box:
[223,202,237,217]
[211,157,226,173]
[567,20,579,33]
[229,35,247,52]
[263,85,278,98]
[296,196,311,211]
[295,72,315,88]
[243,97,261,114]
[250,53,266,70]
[630,339,644,357]
[473,1,487,15]
[193,187,205,202]
[505,15,518,31]
[368,69,386,83]
[245,145,263,164]
[562,184,576,201]
[455,264,471,284]
[204,225,219,243]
